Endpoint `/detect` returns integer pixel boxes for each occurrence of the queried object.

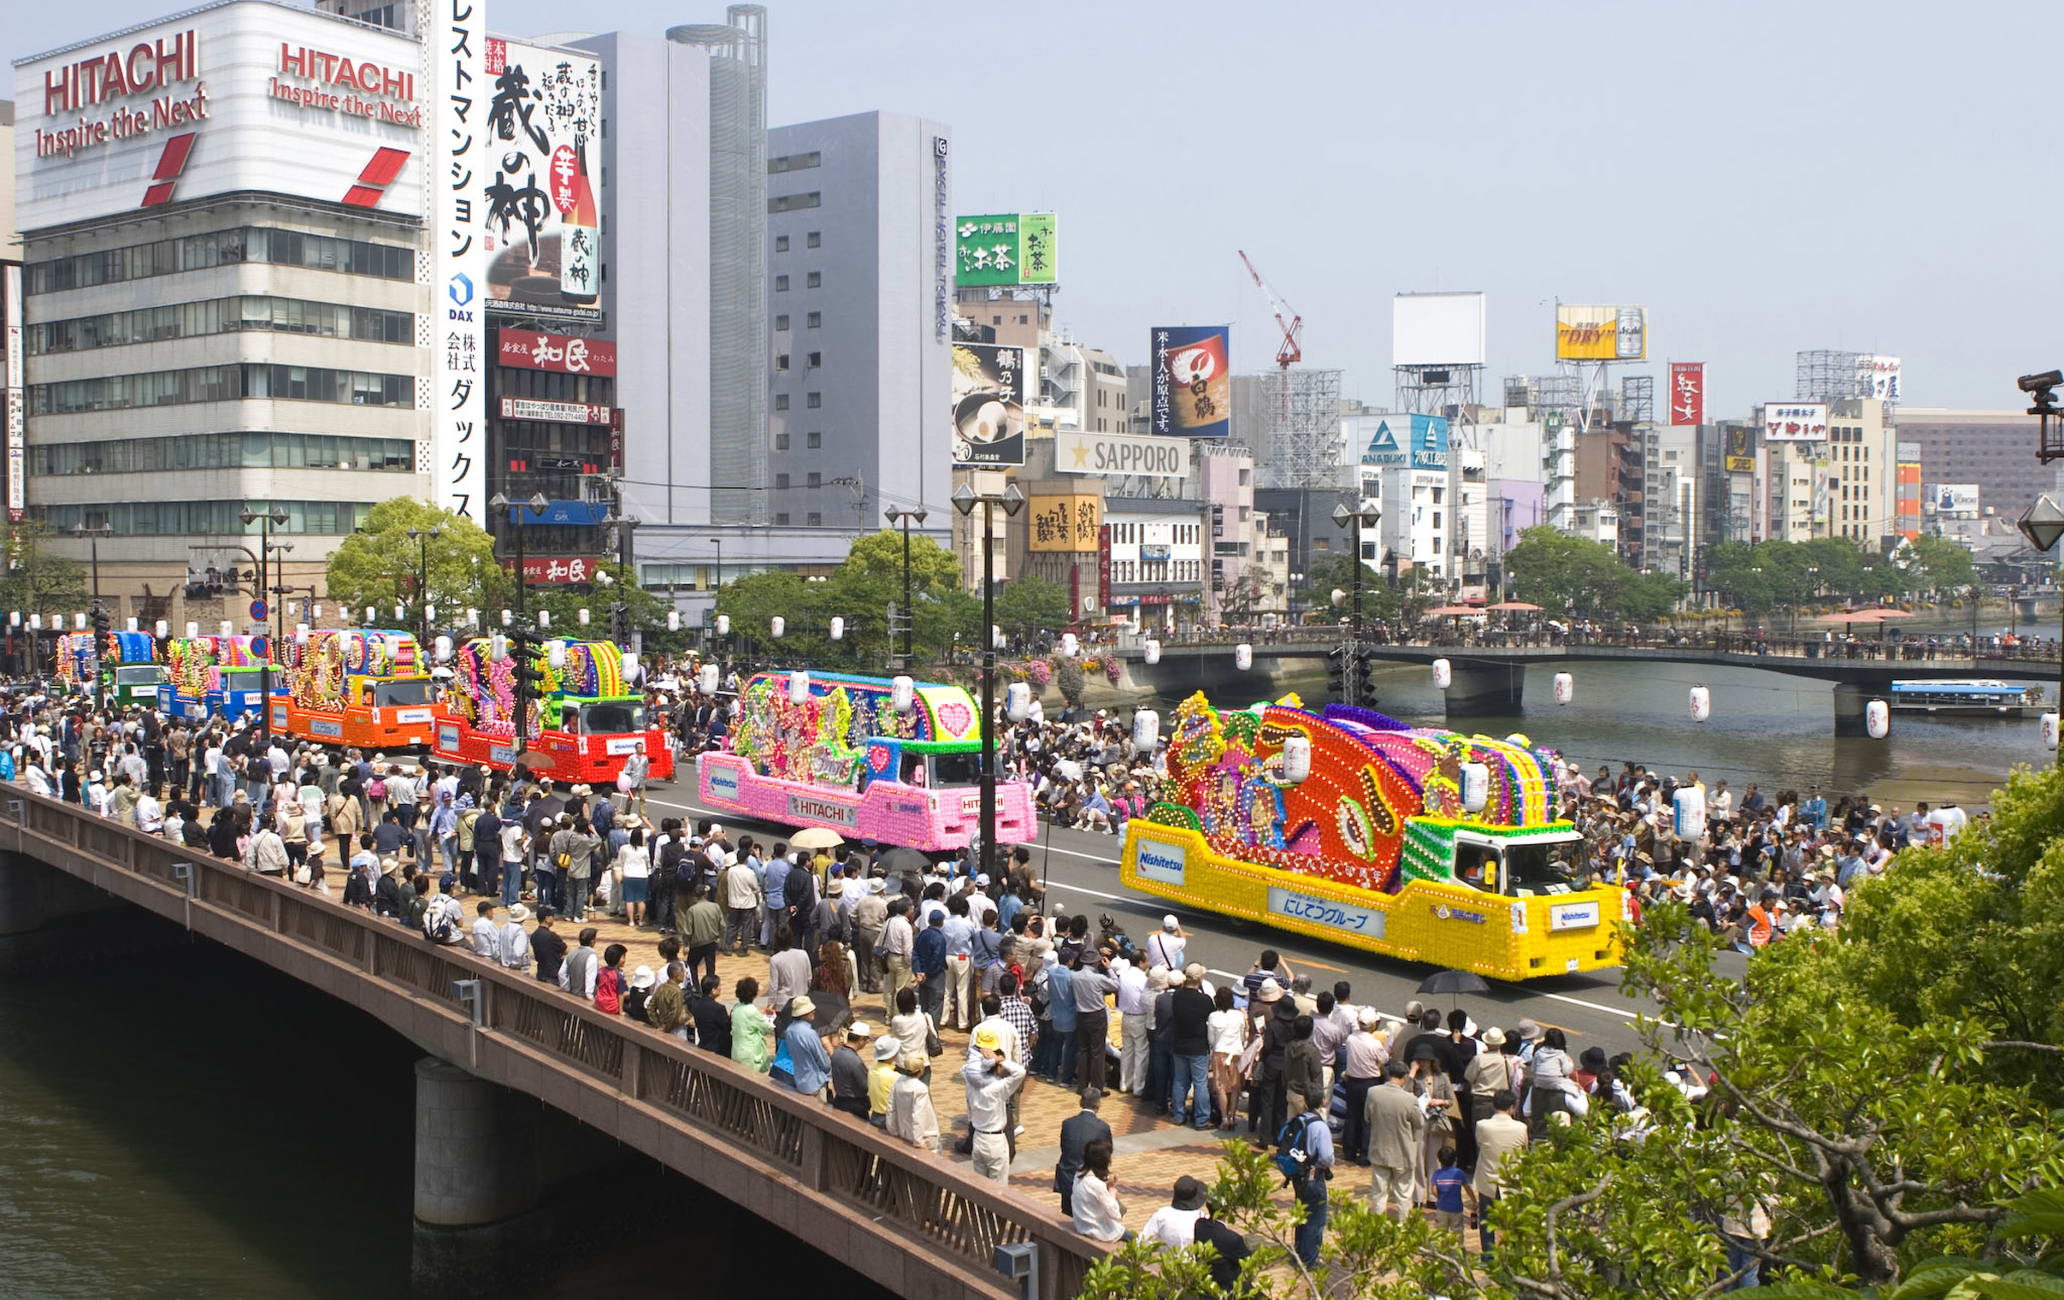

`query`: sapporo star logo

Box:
[1069,437,1090,469]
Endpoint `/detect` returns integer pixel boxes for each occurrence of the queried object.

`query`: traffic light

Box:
[1354,646,1380,708]
[1326,644,1348,700]
[90,604,111,637]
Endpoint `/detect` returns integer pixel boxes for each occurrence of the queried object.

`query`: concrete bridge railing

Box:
[0,791,1107,1300]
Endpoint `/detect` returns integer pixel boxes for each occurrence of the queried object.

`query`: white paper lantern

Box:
[1672,785,1708,838]
[425,604,437,625]
[29,615,41,631]
[125,617,138,633]
[489,632,507,663]
[537,610,551,629]
[313,604,324,620]
[434,634,453,662]
[622,650,640,682]
[667,610,681,632]
[1460,762,1490,813]
[1553,671,1574,705]
[1005,681,1032,722]
[547,640,568,670]
[1432,658,1453,690]
[829,616,844,641]
[1132,708,1161,752]
[383,633,404,659]
[770,615,785,638]
[365,606,376,624]
[698,664,721,695]
[154,620,169,639]
[715,614,731,637]
[1235,642,1253,671]
[893,675,917,714]
[220,620,234,637]
[74,613,86,630]
[1061,632,1079,658]
[2043,712,2060,750]
[7,611,17,627]
[500,608,514,627]
[1865,698,1890,740]
[1280,734,1312,784]
[295,624,310,645]
[184,620,198,638]
[578,607,591,626]
[394,604,405,621]
[787,669,810,704]
[992,625,1005,650]
[1143,638,1162,665]
[1689,685,1711,724]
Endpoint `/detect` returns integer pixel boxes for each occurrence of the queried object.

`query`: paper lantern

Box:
[2043,712,2060,750]
[1061,632,1079,658]
[992,625,1005,650]
[1005,681,1032,721]
[125,617,138,633]
[466,608,479,628]
[1432,658,1452,690]
[425,604,437,625]
[1553,672,1574,705]
[154,620,168,639]
[295,624,310,645]
[787,669,810,704]
[434,635,453,662]
[1280,734,1311,785]
[578,607,591,626]
[1460,762,1490,813]
[1144,638,1162,665]
[394,604,405,621]
[547,641,568,670]
[313,604,323,620]
[1865,699,1890,740]
[1672,785,1707,839]
[1689,685,1711,724]
[74,613,86,630]
[698,664,720,695]
[622,651,640,682]
[893,675,918,714]
[770,615,785,638]
[29,615,41,631]
[383,633,404,659]
[184,621,197,638]
[489,633,507,662]
[219,620,234,637]
[365,607,375,624]
[667,610,682,632]
[1132,708,1161,753]
[537,610,551,629]
[830,616,845,641]
[500,609,514,627]
[715,614,731,637]
[6,611,16,627]
[1235,642,1253,671]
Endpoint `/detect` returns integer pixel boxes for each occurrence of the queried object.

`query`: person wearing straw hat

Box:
[962,1022,1026,1184]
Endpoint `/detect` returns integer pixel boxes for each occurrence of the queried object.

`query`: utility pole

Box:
[884,506,928,669]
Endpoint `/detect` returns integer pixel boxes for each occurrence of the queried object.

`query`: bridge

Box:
[1116,634,2058,735]
[0,792,1106,1300]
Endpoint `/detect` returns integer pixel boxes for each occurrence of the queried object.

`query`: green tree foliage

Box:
[992,574,1071,639]
[324,498,500,625]
[0,523,89,616]
[1619,570,1690,623]
[1504,527,1642,618]
[1302,553,1401,624]
[715,529,978,670]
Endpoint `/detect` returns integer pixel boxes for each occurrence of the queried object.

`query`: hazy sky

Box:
[11,0,2055,416]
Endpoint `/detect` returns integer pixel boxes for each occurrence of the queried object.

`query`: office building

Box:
[1896,408,2054,524]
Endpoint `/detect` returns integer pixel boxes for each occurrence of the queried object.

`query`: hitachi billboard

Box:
[13,0,423,231]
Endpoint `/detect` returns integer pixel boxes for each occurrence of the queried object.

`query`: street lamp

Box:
[952,479,1026,884]
[407,525,443,647]
[2015,494,2064,763]
[1330,499,1380,705]
[489,492,552,755]
[240,505,290,742]
[884,505,929,669]
[70,522,112,711]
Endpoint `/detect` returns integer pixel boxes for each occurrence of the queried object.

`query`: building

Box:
[762,110,952,535]
[954,287,1047,356]
[1103,496,1205,630]
[1822,398,1896,548]
[1572,424,1643,562]
[1197,445,1255,625]
[0,101,17,257]
[1895,408,2057,524]
[1642,422,1699,581]
[13,1,432,620]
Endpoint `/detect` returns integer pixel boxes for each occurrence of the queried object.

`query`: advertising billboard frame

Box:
[1555,305,1648,362]
[1149,325,1232,438]
[1054,430,1188,479]
[1668,362,1704,427]
[950,342,1028,468]
[1763,402,1830,443]
[478,38,604,326]
[1391,292,1487,368]
[953,212,1058,287]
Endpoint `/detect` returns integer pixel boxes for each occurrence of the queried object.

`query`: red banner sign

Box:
[496,329,616,376]
[505,555,603,584]
[1669,362,1704,427]
[1097,525,1112,609]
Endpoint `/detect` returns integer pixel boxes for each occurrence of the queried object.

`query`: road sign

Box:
[250,599,268,622]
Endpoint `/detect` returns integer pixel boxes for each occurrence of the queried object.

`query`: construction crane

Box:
[1238,249,1303,371]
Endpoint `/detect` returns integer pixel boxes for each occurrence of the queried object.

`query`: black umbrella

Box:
[1417,968,1490,1012]
[876,845,931,877]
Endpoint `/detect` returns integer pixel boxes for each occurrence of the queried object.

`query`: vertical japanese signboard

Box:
[3,263,22,523]
[949,342,1027,467]
[429,0,486,523]
[480,39,602,322]
[1668,362,1704,426]
[1149,326,1231,438]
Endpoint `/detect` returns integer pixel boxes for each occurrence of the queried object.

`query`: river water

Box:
[1251,657,2051,810]
[0,926,894,1300]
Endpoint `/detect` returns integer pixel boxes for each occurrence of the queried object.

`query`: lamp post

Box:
[240,506,290,743]
[407,525,442,646]
[952,480,1025,884]
[490,492,552,756]
[1331,499,1380,704]
[883,506,928,669]
[70,522,112,711]
[2015,494,2064,765]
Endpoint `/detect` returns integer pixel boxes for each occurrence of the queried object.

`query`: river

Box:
[0,925,895,1300]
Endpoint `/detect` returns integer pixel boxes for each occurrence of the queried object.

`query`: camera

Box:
[2018,370,2062,394]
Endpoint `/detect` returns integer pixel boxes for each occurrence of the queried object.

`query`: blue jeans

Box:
[1479,1194,1497,1259]
[534,868,558,913]
[1170,1052,1210,1127]
[1053,1020,1079,1085]
[439,834,459,880]
[501,858,522,907]
[1723,1237,1762,1290]
[1293,1181,1328,1268]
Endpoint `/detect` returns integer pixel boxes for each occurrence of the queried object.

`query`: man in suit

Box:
[1054,1087,1112,1217]
[1472,1089,1529,1259]
[1364,1058,1426,1222]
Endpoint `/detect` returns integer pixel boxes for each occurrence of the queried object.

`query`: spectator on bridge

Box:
[1069,1137,1128,1243]
[886,1051,940,1153]
[729,977,774,1075]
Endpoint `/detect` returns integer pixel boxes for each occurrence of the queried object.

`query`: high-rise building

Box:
[763,110,952,536]
[1895,409,2054,524]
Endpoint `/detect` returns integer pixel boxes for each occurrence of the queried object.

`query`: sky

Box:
[9,0,2057,417]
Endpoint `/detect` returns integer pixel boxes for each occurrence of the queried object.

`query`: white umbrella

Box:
[789,826,845,851]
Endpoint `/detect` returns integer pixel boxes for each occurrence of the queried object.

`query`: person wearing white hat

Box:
[1145,915,1187,972]
[496,903,532,970]
[868,1036,901,1125]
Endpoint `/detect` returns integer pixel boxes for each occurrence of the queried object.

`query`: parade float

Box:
[157,634,277,722]
[697,670,1035,853]
[53,632,98,696]
[1118,692,1627,980]
[431,636,672,783]
[267,628,438,749]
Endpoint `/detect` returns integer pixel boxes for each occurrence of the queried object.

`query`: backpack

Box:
[1273,1113,1317,1186]
[424,897,459,945]
[367,778,387,801]
[594,967,623,1015]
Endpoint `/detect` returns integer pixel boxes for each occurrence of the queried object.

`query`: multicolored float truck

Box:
[696,670,1035,853]
[157,635,277,723]
[94,631,167,708]
[268,628,438,749]
[431,636,673,784]
[54,632,98,696]
[1119,693,1627,981]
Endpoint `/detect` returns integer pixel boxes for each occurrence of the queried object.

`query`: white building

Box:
[1103,497,1205,630]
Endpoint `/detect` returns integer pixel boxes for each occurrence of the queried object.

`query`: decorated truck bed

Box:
[268,628,438,749]
[697,670,1035,853]
[157,635,277,723]
[431,636,672,784]
[1118,692,1626,981]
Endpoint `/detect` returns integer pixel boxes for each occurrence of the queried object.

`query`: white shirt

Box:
[134,793,163,832]
[497,920,532,969]
[471,915,501,958]
[1071,1172,1125,1242]
[959,1053,1025,1133]
[1139,1205,1205,1249]
[1144,930,1185,971]
[1114,963,1152,1016]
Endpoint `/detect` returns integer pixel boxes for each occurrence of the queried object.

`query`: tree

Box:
[1302,553,1400,625]
[1901,535,1977,598]
[1620,571,1690,623]
[991,575,1070,640]
[1505,528,1632,618]
[325,498,499,626]
[0,522,88,617]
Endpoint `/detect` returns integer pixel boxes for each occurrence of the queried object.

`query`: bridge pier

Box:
[1445,659,1525,719]
[0,850,127,974]
[1832,684,1873,738]
[412,1057,547,1297]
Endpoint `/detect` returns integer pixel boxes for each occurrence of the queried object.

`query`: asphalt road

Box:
[641,776,1744,1057]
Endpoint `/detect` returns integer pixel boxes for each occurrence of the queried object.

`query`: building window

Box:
[774,235,790,252]
[806,431,821,449]
[806,512,822,527]
[768,151,822,173]
[774,432,790,450]
[775,473,791,488]
[806,392,821,409]
[776,354,790,370]
[806,471,822,488]
[806,232,821,248]
[806,351,821,368]
[29,364,411,415]
[31,499,372,536]
[25,226,413,294]
[774,512,791,525]
[767,192,821,213]
[806,271,822,288]
[1018,314,1028,324]
[806,311,821,329]
[29,296,413,354]
[774,394,789,411]
[774,314,790,331]
[774,275,789,292]
[28,432,414,476]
